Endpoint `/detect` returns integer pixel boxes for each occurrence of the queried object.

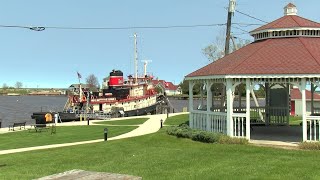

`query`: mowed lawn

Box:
[1,129,320,179]
[0,125,137,150]
[164,114,189,126]
[94,118,149,125]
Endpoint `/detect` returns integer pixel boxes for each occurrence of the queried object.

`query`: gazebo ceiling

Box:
[186,4,320,79]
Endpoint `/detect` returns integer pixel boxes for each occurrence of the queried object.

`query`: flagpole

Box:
[77,71,83,121]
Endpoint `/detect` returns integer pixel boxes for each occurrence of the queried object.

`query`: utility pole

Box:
[224,0,236,56]
[221,0,236,110]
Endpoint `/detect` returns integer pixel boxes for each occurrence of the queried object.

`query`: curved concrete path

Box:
[0,113,185,155]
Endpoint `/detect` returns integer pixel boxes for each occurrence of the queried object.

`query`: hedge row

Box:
[166,124,248,145]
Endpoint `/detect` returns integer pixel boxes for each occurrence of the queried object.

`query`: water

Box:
[0,96,67,127]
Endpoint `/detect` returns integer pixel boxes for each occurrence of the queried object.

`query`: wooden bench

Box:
[9,122,26,131]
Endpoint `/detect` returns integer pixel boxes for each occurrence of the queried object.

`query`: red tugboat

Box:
[64,33,161,118]
[65,69,159,118]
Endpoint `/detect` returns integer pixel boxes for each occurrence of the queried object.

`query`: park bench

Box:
[9,122,26,131]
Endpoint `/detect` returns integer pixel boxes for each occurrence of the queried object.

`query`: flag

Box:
[77,71,82,79]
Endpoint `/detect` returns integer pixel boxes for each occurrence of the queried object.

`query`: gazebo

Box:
[185,3,320,142]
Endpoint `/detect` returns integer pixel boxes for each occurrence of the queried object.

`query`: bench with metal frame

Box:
[9,122,26,131]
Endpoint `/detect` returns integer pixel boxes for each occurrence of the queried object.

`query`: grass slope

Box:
[0,125,136,150]
[94,118,149,125]
[164,114,189,126]
[1,129,320,179]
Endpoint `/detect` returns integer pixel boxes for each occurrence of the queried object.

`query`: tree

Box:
[179,80,203,95]
[155,86,164,94]
[202,29,251,63]
[86,74,99,88]
[15,81,23,89]
[2,83,8,89]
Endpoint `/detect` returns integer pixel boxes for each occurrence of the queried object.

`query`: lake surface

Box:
[0,96,67,127]
[0,96,264,128]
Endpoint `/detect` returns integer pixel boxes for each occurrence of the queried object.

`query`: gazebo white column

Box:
[245,79,251,140]
[300,78,307,141]
[226,79,234,136]
[206,81,213,131]
[189,81,195,128]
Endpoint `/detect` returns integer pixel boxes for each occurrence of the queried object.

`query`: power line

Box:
[0,22,262,31]
[233,22,264,27]
[235,10,269,24]
[232,26,250,33]
[0,24,226,31]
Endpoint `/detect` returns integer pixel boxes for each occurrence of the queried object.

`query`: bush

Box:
[218,135,248,145]
[191,131,221,143]
[166,125,248,145]
[299,142,320,150]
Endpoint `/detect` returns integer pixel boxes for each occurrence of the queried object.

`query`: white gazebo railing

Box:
[191,110,207,130]
[191,111,249,137]
[208,112,227,134]
[209,106,288,125]
[306,116,320,141]
[233,113,246,138]
[191,110,227,134]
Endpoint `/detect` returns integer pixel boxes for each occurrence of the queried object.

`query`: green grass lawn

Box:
[0,125,137,150]
[94,118,149,125]
[164,114,189,126]
[1,129,320,179]
[289,116,302,126]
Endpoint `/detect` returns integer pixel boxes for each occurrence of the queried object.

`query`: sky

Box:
[0,0,320,88]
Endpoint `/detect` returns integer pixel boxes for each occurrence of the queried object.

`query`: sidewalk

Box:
[0,113,185,155]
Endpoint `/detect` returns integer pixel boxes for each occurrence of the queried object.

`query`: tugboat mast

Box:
[134,33,138,83]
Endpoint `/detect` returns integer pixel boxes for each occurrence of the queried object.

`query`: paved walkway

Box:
[0,113,185,155]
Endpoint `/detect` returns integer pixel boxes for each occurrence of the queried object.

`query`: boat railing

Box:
[75,111,111,120]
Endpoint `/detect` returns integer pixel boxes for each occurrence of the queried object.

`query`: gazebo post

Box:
[300,78,307,141]
[246,79,251,140]
[286,84,290,125]
[311,83,315,115]
[265,83,270,125]
[226,79,234,136]
[189,81,195,128]
[206,81,213,131]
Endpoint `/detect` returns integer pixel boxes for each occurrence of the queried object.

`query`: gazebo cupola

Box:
[284,3,297,16]
[250,4,320,42]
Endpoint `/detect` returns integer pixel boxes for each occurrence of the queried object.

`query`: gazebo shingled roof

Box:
[252,15,320,32]
[186,37,320,77]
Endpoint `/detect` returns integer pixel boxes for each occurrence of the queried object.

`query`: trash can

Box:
[104,128,108,141]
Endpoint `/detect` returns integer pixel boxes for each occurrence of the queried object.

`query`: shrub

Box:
[191,131,221,143]
[218,135,248,145]
[299,142,320,150]
[166,125,248,145]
